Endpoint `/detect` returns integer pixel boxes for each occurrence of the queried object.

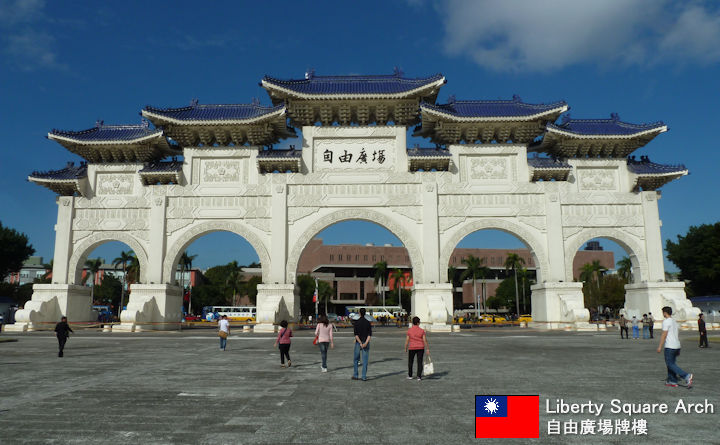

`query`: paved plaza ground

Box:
[0,325,718,444]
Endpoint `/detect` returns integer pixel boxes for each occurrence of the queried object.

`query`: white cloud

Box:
[437,0,720,71]
[0,0,64,71]
[0,0,45,25]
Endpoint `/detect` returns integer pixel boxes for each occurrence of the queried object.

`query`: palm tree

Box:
[84,258,103,302]
[617,256,632,282]
[504,253,526,317]
[126,254,140,285]
[373,261,388,307]
[180,251,198,314]
[447,266,458,287]
[390,268,410,311]
[112,251,134,316]
[461,255,491,313]
[225,267,244,306]
[580,260,606,310]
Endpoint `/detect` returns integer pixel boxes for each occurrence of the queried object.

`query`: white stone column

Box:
[116,283,182,332]
[147,196,167,284]
[529,282,593,330]
[544,190,566,283]
[254,283,296,332]
[53,196,75,284]
[421,181,440,284]
[269,181,288,284]
[640,191,665,282]
[412,283,453,332]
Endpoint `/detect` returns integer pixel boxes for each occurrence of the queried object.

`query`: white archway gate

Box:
[12,73,697,331]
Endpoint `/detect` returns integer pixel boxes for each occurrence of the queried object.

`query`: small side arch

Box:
[163,220,271,284]
[564,229,647,283]
[67,232,149,285]
[439,218,550,283]
[285,208,425,284]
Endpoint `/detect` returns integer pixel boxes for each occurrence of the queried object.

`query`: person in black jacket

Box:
[54,316,73,357]
[698,313,709,348]
[352,308,372,381]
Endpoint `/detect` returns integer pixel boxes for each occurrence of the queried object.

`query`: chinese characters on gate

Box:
[323,147,385,165]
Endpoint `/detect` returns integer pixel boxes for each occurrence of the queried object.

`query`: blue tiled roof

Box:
[627,156,687,175]
[261,72,445,96]
[139,160,183,173]
[49,122,161,142]
[143,102,285,122]
[548,113,666,136]
[30,162,87,180]
[527,157,571,169]
[257,149,301,158]
[421,96,567,118]
[407,147,451,157]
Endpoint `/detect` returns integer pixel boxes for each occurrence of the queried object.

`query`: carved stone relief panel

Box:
[469,157,509,180]
[166,196,270,219]
[288,183,421,207]
[314,138,395,171]
[200,159,242,183]
[562,204,643,227]
[577,169,618,191]
[438,193,544,217]
[73,208,149,231]
[96,173,135,196]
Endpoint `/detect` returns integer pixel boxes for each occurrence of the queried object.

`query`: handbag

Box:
[423,353,434,376]
[313,335,319,345]
[218,330,228,339]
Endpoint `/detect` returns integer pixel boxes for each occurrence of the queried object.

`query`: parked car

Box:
[518,314,532,323]
[184,315,202,322]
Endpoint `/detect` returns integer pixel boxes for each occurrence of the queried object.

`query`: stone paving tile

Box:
[1,328,718,444]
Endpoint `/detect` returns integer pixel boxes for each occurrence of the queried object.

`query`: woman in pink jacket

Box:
[273,320,293,368]
[404,316,429,380]
[314,314,335,372]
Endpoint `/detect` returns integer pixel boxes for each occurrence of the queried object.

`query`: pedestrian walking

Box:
[315,314,335,372]
[352,308,372,381]
[648,313,654,338]
[404,316,429,381]
[657,306,693,388]
[698,313,709,348]
[54,316,73,357]
[274,320,293,367]
[642,314,650,339]
[619,315,629,339]
[631,315,640,339]
[218,315,230,351]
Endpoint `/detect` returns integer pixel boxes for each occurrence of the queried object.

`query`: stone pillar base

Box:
[412,283,453,331]
[255,284,296,331]
[530,282,591,331]
[118,284,182,332]
[10,284,92,331]
[623,282,699,324]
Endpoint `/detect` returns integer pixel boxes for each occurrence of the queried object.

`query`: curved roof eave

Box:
[420,103,568,122]
[141,106,287,126]
[545,124,668,139]
[47,132,164,146]
[261,77,446,101]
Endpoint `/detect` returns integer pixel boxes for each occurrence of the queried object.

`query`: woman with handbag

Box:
[218,315,230,351]
[273,320,293,368]
[314,314,335,372]
[404,316,429,381]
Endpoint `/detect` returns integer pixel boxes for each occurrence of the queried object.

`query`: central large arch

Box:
[163,220,271,284]
[286,208,425,284]
[439,218,549,284]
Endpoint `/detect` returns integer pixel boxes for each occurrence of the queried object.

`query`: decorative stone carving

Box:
[392,206,422,222]
[166,219,193,235]
[286,208,424,283]
[245,218,272,233]
[562,204,643,227]
[163,220,271,283]
[288,207,320,223]
[73,208,149,231]
[96,173,134,196]
[439,216,466,233]
[470,157,508,180]
[577,169,617,191]
[201,159,241,183]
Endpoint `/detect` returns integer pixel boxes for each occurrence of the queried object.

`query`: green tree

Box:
[0,221,35,280]
[296,274,317,316]
[579,260,606,310]
[179,251,198,313]
[666,223,720,296]
[390,269,411,312]
[225,267,245,306]
[504,253,526,316]
[373,260,388,306]
[93,274,123,310]
[84,258,103,302]
[616,256,633,282]
[112,251,134,315]
[245,275,262,305]
[460,255,491,312]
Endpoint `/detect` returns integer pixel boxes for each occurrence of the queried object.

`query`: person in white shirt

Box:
[656,306,693,387]
[218,315,230,351]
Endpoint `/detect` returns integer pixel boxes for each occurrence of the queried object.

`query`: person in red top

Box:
[404,316,429,380]
[273,320,293,368]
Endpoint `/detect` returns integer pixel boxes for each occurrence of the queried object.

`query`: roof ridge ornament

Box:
[305,68,315,79]
[95,120,104,128]
[512,94,522,102]
[393,66,404,77]
[560,114,572,125]
[190,98,199,107]
[251,97,261,106]
[610,112,620,122]
[141,118,150,128]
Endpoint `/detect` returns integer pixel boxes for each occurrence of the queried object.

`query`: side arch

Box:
[163,220,271,284]
[439,218,550,283]
[286,208,425,283]
[564,228,647,283]
[68,232,149,285]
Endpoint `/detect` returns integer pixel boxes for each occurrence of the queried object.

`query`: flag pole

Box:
[314,278,319,323]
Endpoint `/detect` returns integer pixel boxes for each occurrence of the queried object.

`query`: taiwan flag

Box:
[475,395,539,439]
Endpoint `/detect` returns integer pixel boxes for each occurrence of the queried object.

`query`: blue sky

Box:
[1,0,719,271]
